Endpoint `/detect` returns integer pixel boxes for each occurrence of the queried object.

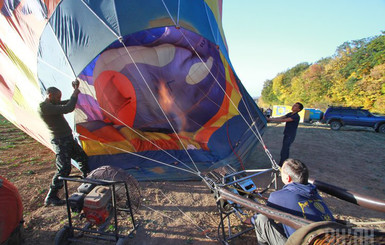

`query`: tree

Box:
[260,33,385,114]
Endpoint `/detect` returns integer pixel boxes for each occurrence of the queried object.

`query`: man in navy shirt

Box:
[267,102,303,166]
[253,159,334,245]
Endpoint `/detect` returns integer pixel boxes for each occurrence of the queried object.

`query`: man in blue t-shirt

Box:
[253,159,334,245]
[267,102,303,166]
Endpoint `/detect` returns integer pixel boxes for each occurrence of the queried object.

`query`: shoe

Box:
[44,196,66,206]
[44,188,66,206]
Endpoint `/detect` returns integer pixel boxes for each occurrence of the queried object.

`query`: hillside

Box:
[260,33,385,114]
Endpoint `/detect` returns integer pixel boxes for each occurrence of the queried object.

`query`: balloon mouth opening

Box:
[72,26,230,156]
[76,26,226,133]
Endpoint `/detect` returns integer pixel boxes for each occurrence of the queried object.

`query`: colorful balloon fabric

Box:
[0,0,266,180]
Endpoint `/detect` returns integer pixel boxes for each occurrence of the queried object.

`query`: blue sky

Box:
[222,0,385,98]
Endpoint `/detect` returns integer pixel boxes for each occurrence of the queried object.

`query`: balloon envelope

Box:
[0,0,266,180]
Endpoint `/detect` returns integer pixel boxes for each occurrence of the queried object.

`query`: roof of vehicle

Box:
[327,106,364,110]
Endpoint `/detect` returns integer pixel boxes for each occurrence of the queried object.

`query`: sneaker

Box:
[44,196,66,206]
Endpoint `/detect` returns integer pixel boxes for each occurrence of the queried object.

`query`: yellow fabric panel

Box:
[82,139,136,156]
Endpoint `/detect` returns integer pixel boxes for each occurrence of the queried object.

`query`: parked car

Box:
[322,106,385,133]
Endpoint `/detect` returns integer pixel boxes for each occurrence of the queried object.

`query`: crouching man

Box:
[254,159,334,245]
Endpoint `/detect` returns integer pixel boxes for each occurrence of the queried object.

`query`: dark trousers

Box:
[50,136,89,190]
[279,134,296,166]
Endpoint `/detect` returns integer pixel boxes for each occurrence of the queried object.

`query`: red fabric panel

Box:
[77,124,126,143]
[94,71,137,127]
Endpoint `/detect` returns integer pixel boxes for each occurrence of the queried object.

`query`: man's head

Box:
[292,102,304,113]
[46,87,62,104]
[281,158,309,185]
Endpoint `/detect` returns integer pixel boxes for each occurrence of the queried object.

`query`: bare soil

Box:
[1,114,385,245]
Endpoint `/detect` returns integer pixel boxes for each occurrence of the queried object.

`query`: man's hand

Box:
[73,88,81,96]
[72,78,80,89]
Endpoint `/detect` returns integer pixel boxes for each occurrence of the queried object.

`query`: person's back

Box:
[254,158,333,245]
[38,88,77,139]
[268,182,334,236]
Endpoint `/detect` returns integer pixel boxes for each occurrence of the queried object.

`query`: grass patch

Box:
[9,163,20,168]
[0,120,12,126]
[12,135,28,141]
[0,144,16,150]
[1,128,19,134]
[20,157,41,165]
[6,172,17,177]
[23,170,36,175]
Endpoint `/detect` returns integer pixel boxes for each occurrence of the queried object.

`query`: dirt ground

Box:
[1,114,385,244]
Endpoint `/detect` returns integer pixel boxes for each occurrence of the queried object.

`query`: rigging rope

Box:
[77,134,199,176]
[77,77,200,174]
[39,1,283,242]
[161,1,280,170]
[142,178,217,241]
[72,0,203,176]
[142,204,216,240]
[117,39,201,175]
[98,107,198,173]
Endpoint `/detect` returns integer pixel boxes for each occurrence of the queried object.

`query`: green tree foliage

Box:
[260,33,385,114]
[261,79,278,105]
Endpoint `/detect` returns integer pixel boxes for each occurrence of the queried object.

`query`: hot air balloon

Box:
[0,0,266,181]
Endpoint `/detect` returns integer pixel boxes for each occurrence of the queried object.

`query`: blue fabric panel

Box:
[83,0,119,34]
[37,25,74,98]
[48,0,117,75]
[178,0,215,43]
[207,115,249,159]
[208,129,265,171]
[115,0,171,35]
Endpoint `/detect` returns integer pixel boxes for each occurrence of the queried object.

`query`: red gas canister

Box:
[83,186,112,225]
[0,176,23,243]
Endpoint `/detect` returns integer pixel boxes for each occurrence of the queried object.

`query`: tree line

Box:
[259,32,385,114]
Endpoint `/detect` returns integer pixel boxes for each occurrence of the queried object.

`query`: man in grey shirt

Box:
[39,80,89,206]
